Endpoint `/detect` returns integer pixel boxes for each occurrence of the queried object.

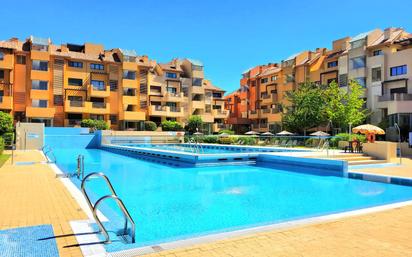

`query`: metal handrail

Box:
[81,172,136,244]
[77,155,85,180]
[42,145,57,163]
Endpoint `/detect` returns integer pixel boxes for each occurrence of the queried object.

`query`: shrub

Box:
[80,119,109,131]
[0,137,4,155]
[330,133,366,147]
[238,136,257,145]
[2,132,14,146]
[0,112,13,135]
[203,135,218,144]
[161,120,183,131]
[186,115,203,134]
[218,129,235,135]
[218,137,233,144]
[144,121,157,131]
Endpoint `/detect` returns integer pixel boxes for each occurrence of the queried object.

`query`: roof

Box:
[350,30,373,42]
[284,52,300,61]
[51,45,115,62]
[159,61,183,72]
[203,80,225,92]
[186,58,203,66]
[259,66,281,76]
[30,36,49,45]
[0,41,19,50]
[119,48,137,57]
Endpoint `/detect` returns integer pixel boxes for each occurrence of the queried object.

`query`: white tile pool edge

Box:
[45,155,412,257]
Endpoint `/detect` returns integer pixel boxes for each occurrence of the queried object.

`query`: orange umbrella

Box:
[352,124,385,135]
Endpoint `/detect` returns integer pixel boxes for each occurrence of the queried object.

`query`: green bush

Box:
[238,136,257,145]
[0,112,13,135]
[218,129,235,135]
[218,137,233,144]
[80,119,109,131]
[0,137,4,155]
[161,120,183,131]
[2,132,14,146]
[185,115,203,134]
[144,121,157,131]
[202,135,218,144]
[330,133,366,147]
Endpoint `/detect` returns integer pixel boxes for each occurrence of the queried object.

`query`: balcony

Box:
[192,100,204,109]
[251,123,269,132]
[87,102,110,114]
[163,92,184,102]
[30,50,50,61]
[149,105,168,116]
[26,106,56,118]
[64,100,87,113]
[191,86,204,94]
[212,123,228,133]
[378,93,412,102]
[64,119,82,127]
[122,78,138,89]
[261,93,278,104]
[0,96,13,109]
[88,84,110,98]
[119,111,145,121]
[168,106,185,117]
[249,110,258,119]
[377,93,412,115]
[212,109,229,118]
[148,105,184,117]
[30,89,49,99]
[200,113,214,123]
[30,70,49,80]
[122,62,138,71]
[0,54,13,69]
[122,95,138,105]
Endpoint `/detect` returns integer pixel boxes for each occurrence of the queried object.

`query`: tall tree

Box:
[343,80,368,128]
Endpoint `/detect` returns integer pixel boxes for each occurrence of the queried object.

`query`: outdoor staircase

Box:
[325,153,387,166]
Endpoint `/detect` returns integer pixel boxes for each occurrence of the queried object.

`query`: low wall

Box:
[100,130,185,146]
[44,127,98,149]
[362,141,397,160]
[15,122,44,150]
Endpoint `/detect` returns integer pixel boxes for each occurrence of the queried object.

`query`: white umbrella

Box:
[261,132,274,136]
[245,131,260,135]
[219,133,230,137]
[193,132,203,135]
[310,131,330,137]
[276,130,293,136]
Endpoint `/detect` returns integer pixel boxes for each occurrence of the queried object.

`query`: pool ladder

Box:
[81,172,136,244]
[188,138,204,154]
[41,145,57,163]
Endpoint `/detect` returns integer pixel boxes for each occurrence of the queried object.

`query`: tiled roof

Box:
[203,80,225,92]
[259,66,281,76]
[159,62,183,72]
[283,52,300,61]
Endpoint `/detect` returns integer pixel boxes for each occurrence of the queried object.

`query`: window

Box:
[91,80,105,90]
[390,65,407,76]
[32,99,48,108]
[54,95,63,106]
[192,65,203,71]
[31,80,48,90]
[165,72,177,79]
[213,92,222,98]
[90,63,104,70]
[271,75,277,81]
[167,87,177,94]
[339,74,348,87]
[32,60,48,71]
[327,61,338,68]
[327,78,336,85]
[16,55,26,64]
[0,70,4,79]
[123,70,136,80]
[350,39,366,49]
[109,80,118,91]
[373,50,383,56]
[371,67,382,82]
[68,78,83,86]
[110,115,117,125]
[193,78,202,86]
[0,52,3,61]
[260,78,268,83]
[354,77,366,88]
[68,61,83,68]
[350,56,366,69]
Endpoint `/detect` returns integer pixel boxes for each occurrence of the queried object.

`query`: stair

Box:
[310,153,387,166]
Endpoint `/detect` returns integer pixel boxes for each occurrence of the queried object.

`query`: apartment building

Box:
[0,36,227,133]
[226,27,412,133]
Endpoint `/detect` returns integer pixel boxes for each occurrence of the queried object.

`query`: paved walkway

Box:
[353,157,412,178]
[1,151,412,257]
[0,150,85,257]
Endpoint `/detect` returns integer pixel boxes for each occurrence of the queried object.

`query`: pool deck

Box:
[1,150,412,257]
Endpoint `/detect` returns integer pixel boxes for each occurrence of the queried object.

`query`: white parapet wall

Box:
[363,141,397,160]
[100,130,185,145]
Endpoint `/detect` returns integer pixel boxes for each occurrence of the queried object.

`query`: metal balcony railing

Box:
[378,93,412,102]
[92,102,106,108]
[70,101,85,107]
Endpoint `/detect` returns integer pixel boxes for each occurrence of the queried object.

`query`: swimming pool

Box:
[52,148,412,254]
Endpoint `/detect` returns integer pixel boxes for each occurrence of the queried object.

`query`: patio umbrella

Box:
[276,130,293,136]
[245,131,260,135]
[310,131,330,137]
[261,132,274,136]
[193,132,203,135]
[218,132,230,137]
[352,124,385,143]
[352,124,385,135]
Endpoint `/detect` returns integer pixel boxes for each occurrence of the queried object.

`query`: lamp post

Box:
[395,123,402,165]
[348,122,353,141]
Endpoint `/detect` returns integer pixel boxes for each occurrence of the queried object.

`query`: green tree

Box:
[0,111,13,135]
[186,115,203,134]
[144,121,157,131]
[80,119,109,131]
[282,82,327,135]
[343,80,368,128]
[323,81,347,130]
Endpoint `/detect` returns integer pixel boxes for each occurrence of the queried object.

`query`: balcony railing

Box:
[70,101,85,107]
[250,110,257,115]
[67,119,81,126]
[378,93,412,102]
[169,106,180,112]
[92,102,106,109]
[262,109,270,113]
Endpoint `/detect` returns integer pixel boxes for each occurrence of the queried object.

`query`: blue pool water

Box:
[120,143,304,154]
[52,148,412,252]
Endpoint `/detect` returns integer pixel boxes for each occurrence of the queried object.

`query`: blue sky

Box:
[2,0,411,93]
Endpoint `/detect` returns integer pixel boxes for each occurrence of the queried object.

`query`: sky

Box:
[2,0,412,93]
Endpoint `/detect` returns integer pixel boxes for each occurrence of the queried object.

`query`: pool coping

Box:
[43,151,412,257]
